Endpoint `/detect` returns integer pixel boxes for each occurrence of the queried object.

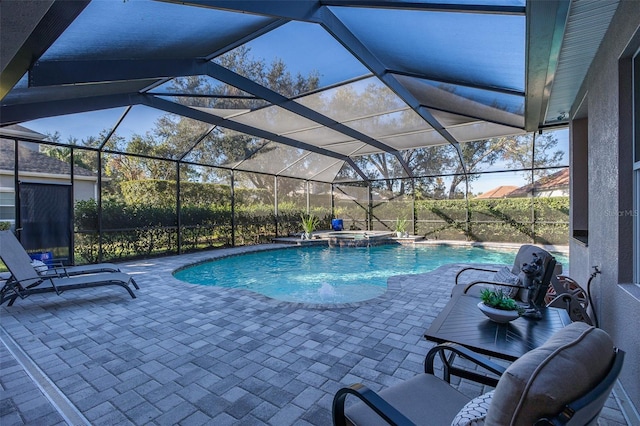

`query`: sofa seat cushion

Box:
[346,374,470,426]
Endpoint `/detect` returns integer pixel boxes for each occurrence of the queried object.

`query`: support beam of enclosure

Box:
[158,0,323,22]
[29,59,201,87]
[0,93,140,125]
[203,62,414,177]
[0,0,89,99]
[317,6,467,174]
[163,0,525,18]
[140,94,370,181]
[27,57,411,177]
[525,0,570,132]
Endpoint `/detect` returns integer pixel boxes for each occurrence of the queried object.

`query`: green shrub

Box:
[120,180,231,207]
[72,183,568,262]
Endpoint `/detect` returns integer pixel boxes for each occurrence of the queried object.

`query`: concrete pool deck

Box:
[0,244,629,425]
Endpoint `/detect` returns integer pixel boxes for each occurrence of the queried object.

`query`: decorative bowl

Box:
[477,302,520,323]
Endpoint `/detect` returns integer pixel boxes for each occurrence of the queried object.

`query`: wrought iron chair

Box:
[452,244,558,318]
[333,322,623,426]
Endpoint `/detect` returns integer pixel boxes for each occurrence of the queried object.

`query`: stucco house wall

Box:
[0,172,97,200]
[569,0,640,414]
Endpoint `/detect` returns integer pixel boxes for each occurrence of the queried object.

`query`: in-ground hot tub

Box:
[319,230,394,247]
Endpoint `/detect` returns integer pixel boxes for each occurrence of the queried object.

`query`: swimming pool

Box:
[173,245,568,304]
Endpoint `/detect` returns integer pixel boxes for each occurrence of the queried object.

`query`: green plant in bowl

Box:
[394,217,407,237]
[300,213,320,239]
[478,288,523,323]
[480,288,520,311]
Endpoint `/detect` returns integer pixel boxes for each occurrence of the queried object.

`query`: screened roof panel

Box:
[103,106,161,151]
[228,106,321,135]
[320,141,367,156]
[154,116,214,160]
[344,109,431,139]
[295,77,407,123]
[283,127,354,146]
[352,153,409,180]
[334,162,364,182]
[395,75,525,128]
[149,76,251,96]
[103,108,213,160]
[428,109,478,127]
[307,161,347,183]
[185,127,270,169]
[378,130,448,150]
[192,107,253,120]
[21,108,127,147]
[281,153,344,181]
[151,77,270,110]
[40,1,277,61]
[330,7,525,92]
[235,141,309,175]
[352,144,389,156]
[221,21,370,92]
[449,121,525,143]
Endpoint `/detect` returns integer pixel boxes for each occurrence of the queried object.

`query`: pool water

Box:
[174,245,568,304]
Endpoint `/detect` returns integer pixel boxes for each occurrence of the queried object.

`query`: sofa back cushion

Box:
[511,245,556,304]
[492,266,520,298]
[485,322,614,425]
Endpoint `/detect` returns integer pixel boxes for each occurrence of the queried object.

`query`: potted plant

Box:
[394,217,408,238]
[300,213,320,240]
[478,288,522,323]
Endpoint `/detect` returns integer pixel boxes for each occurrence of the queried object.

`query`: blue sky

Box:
[240,20,369,88]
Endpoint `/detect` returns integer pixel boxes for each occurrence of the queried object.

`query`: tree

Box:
[41,131,100,171]
[64,45,321,194]
[337,79,565,199]
[147,45,321,195]
[447,139,513,199]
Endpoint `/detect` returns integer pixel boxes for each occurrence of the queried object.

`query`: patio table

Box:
[424,293,571,362]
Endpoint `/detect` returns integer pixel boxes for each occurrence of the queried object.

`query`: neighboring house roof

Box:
[508,168,569,197]
[0,124,47,140]
[0,142,95,177]
[476,185,518,199]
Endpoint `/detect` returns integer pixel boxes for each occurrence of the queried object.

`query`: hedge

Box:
[72,181,568,263]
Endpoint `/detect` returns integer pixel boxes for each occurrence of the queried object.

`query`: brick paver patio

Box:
[0,244,629,425]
